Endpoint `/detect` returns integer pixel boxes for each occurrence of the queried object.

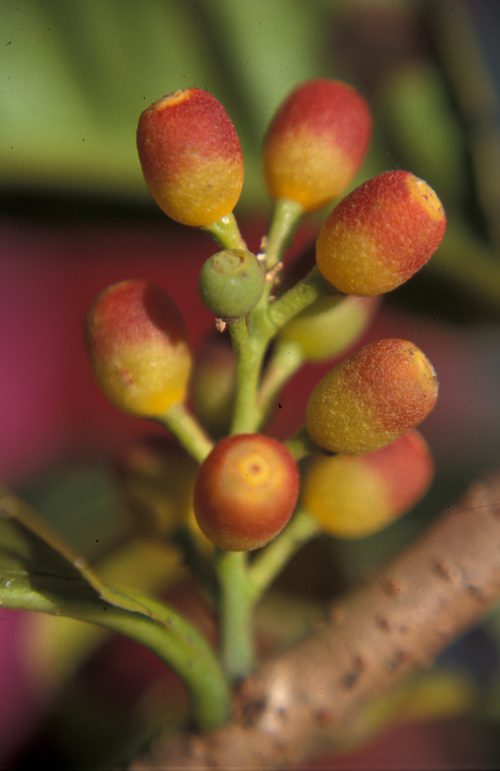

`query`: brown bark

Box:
[131,474,500,769]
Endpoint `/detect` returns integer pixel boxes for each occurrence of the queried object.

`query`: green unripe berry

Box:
[199,249,265,318]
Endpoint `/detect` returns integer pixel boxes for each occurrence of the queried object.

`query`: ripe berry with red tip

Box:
[316,170,446,296]
[85,279,191,418]
[302,430,434,538]
[137,88,244,227]
[306,338,438,454]
[193,434,299,551]
[263,78,372,211]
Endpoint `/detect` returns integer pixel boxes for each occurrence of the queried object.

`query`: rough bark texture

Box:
[131,474,500,769]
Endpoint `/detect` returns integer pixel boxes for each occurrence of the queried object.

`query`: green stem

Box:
[257,340,304,426]
[106,589,230,729]
[249,510,319,601]
[203,212,247,250]
[159,402,213,463]
[216,550,254,681]
[212,202,311,684]
[269,267,329,330]
[229,317,266,434]
[265,198,304,268]
[220,319,266,678]
[0,579,229,730]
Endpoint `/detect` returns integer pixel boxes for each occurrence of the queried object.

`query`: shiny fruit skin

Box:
[193,434,299,551]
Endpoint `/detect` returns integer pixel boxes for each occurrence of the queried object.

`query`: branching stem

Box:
[215,550,254,681]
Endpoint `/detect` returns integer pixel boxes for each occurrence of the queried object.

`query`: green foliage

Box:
[0,487,229,729]
[0,0,328,205]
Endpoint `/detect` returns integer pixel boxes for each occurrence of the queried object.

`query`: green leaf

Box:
[0,487,229,729]
[22,463,129,562]
[0,0,331,207]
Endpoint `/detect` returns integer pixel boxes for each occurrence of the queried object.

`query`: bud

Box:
[306,338,438,454]
[137,88,244,227]
[199,249,265,318]
[278,295,378,362]
[263,79,372,211]
[316,170,446,296]
[302,431,433,538]
[194,434,299,551]
[85,280,191,417]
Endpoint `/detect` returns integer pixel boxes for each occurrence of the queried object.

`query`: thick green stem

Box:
[265,198,304,268]
[216,550,254,681]
[159,402,213,463]
[213,202,314,683]
[221,319,265,678]
[229,317,266,435]
[249,510,319,602]
[204,212,247,250]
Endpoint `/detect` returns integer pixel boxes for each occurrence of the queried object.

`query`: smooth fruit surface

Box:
[137,88,243,226]
[263,79,372,211]
[302,430,434,538]
[306,338,438,454]
[193,434,299,551]
[85,279,191,417]
[316,170,446,296]
[199,249,265,318]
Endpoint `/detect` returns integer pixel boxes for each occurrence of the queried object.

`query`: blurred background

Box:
[2,0,500,768]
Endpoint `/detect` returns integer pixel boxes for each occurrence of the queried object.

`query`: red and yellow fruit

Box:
[85,280,191,417]
[302,430,433,538]
[263,78,372,211]
[137,88,244,227]
[316,170,446,296]
[306,338,438,454]
[193,434,299,551]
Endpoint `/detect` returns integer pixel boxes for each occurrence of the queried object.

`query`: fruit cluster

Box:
[85,79,444,552]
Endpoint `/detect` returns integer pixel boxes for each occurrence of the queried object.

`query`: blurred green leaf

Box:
[378,63,467,203]
[0,486,229,728]
[1,0,332,208]
[0,484,173,618]
[22,463,128,562]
